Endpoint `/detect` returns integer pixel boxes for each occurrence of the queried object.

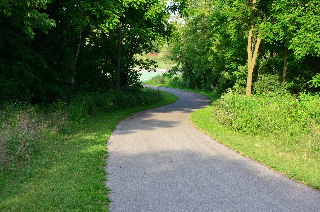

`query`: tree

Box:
[112,0,175,90]
[259,0,320,92]
[246,0,263,95]
[0,0,187,103]
[0,0,55,102]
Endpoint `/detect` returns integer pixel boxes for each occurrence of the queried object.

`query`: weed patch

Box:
[0,104,64,169]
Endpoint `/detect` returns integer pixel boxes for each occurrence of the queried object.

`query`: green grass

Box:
[0,91,178,211]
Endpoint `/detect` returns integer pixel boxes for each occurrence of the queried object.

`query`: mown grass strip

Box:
[0,91,178,211]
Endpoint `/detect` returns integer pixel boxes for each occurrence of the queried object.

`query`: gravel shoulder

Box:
[106,87,320,212]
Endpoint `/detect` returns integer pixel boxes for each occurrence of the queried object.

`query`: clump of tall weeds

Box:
[1,105,40,169]
[0,103,66,170]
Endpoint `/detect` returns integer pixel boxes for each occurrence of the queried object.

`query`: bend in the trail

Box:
[106,87,320,212]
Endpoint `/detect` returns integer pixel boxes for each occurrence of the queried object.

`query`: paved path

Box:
[106,87,320,212]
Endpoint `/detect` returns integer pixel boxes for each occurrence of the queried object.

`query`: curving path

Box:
[106,87,320,212]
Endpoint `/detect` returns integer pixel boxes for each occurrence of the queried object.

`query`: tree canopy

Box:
[0,0,185,103]
[169,0,320,94]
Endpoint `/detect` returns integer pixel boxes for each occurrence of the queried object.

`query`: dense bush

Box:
[148,68,204,89]
[213,92,320,155]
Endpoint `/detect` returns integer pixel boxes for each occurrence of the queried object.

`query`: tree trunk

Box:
[116,22,123,91]
[245,0,261,96]
[246,27,253,96]
[282,46,288,83]
[246,34,262,96]
[73,27,82,86]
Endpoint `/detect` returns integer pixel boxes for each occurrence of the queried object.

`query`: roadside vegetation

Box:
[0,88,178,211]
[146,75,320,190]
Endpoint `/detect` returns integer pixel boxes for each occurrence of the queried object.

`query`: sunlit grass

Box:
[139,70,164,82]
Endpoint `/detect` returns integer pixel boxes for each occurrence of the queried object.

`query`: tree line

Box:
[170,0,320,95]
[0,0,186,103]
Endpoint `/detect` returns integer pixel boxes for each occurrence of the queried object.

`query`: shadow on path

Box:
[108,150,320,212]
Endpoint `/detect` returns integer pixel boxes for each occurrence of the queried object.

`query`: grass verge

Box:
[0,91,178,211]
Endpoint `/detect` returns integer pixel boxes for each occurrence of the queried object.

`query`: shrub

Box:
[66,88,165,122]
[253,74,286,95]
[148,69,190,89]
[213,92,320,157]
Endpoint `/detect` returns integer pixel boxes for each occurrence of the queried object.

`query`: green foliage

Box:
[169,0,252,93]
[0,0,187,103]
[260,0,320,59]
[309,73,320,90]
[213,92,320,154]
[253,74,286,95]
[169,9,217,90]
[67,88,165,122]
[0,0,55,38]
[210,91,320,188]
[169,0,320,95]
[146,69,189,88]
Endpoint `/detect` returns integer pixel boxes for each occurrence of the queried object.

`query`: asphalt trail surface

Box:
[106,87,320,212]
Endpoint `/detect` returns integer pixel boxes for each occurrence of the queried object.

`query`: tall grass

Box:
[0,103,65,169]
[0,88,165,170]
